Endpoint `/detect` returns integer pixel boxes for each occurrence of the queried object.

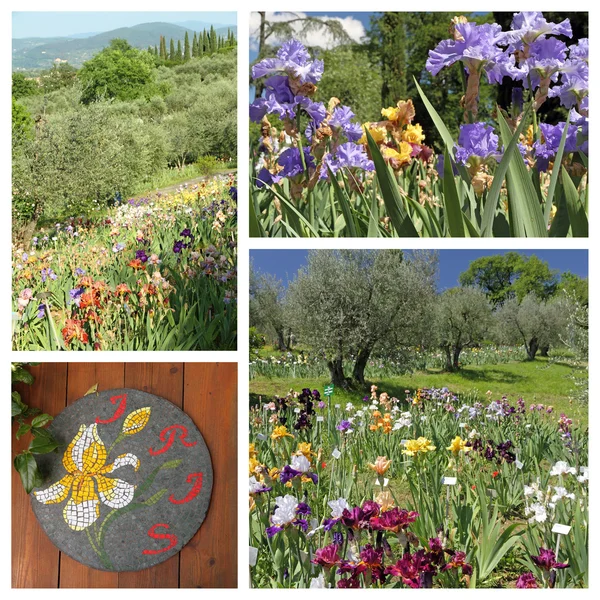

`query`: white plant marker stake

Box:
[552,523,571,563]
[442,477,457,523]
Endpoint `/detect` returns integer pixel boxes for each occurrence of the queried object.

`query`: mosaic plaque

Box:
[30,389,213,572]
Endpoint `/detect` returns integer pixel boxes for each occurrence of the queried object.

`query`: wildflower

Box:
[370,507,419,533]
[454,123,501,167]
[128,259,145,270]
[266,494,310,537]
[312,543,341,568]
[551,486,575,503]
[249,476,272,495]
[368,456,392,476]
[525,502,548,524]
[402,123,425,145]
[62,319,88,346]
[381,99,416,126]
[402,437,436,456]
[33,424,139,530]
[271,425,294,441]
[578,466,589,484]
[550,461,576,476]
[516,572,539,588]
[447,435,471,455]
[531,547,568,571]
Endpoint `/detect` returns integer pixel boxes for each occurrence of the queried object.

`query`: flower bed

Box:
[12,175,237,350]
[249,385,588,588]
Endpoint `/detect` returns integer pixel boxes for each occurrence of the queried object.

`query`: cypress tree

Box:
[209,25,217,53]
[202,30,208,55]
[177,39,182,61]
[379,13,408,106]
[192,32,198,57]
[169,38,176,61]
[184,32,191,61]
[154,44,158,56]
[159,36,167,60]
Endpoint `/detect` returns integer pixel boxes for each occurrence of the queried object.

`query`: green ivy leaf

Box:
[29,434,59,454]
[11,391,26,417]
[14,452,43,493]
[15,423,31,440]
[11,366,35,385]
[31,414,53,428]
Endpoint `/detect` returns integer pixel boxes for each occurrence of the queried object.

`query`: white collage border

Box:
[1,1,597,597]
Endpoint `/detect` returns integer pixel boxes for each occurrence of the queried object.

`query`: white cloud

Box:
[249,11,365,52]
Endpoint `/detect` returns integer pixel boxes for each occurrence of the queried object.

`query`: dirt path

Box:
[134,169,237,198]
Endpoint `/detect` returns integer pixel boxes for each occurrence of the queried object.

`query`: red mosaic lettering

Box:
[142,523,178,555]
[95,394,127,424]
[148,424,197,456]
[169,472,203,504]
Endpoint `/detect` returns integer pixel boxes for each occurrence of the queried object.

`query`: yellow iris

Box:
[358,123,387,145]
[33,424,139,531]
[402,123,425,145]
[271,425,294,441]
[447,436,471,455]
[402,437,436,456]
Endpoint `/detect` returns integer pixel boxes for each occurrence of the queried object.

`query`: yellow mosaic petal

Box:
[80,426,108,473]
[71,475,98,504]
[122,407,151,435]
[62,424,86,474]
[33,474,74,505]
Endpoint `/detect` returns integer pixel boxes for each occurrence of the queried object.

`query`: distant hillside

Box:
[13,21,237,70]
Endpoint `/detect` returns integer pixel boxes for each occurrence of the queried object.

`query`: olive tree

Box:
[284,249,436,387]
[250,267,290,351]
[494,294,567,360]
[434,287,492,371]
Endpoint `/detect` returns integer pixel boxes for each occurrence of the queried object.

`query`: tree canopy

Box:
[459,252,559,305]
[78,39,157,104]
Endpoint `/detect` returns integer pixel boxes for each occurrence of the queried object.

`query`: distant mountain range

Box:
[12,21,237,70]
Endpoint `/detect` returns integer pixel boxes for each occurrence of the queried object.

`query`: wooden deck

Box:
[12,362,237,588]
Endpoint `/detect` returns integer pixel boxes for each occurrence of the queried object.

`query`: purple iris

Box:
[40,268,57,283]
[36,304,46,319]
[228,186,237,201]
[255,167,281,188]
[69,287,84,307]
[135,249,148,263]
[534,122,581,171]
[250,40,324,123]
[454,122,501,165]
[426,22,521,84]
[499,12,572,48]
[278,147,315,179]
[320,142,375,179]
[173,240,184,254]
[336,420,352,432]
[279,465,302,484]
[521,37,568,89]
[74,267,85,276]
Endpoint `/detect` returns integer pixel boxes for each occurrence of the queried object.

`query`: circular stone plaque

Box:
[30,389,213,572]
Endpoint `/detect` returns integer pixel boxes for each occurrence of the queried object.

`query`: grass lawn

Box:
[249,357,588,428]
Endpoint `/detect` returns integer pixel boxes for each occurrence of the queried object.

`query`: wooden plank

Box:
[12,363,67,588]
[180,363,238,588]
[59,363,125,588]
[117,363,184,588]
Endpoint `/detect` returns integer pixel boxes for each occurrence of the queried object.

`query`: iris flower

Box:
[33,424,140,531]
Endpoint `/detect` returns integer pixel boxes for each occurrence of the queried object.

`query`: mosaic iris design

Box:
[31,390,212,571]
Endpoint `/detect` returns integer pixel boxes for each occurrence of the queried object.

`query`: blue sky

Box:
[251,250,588,292]
[12,12,236,39]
